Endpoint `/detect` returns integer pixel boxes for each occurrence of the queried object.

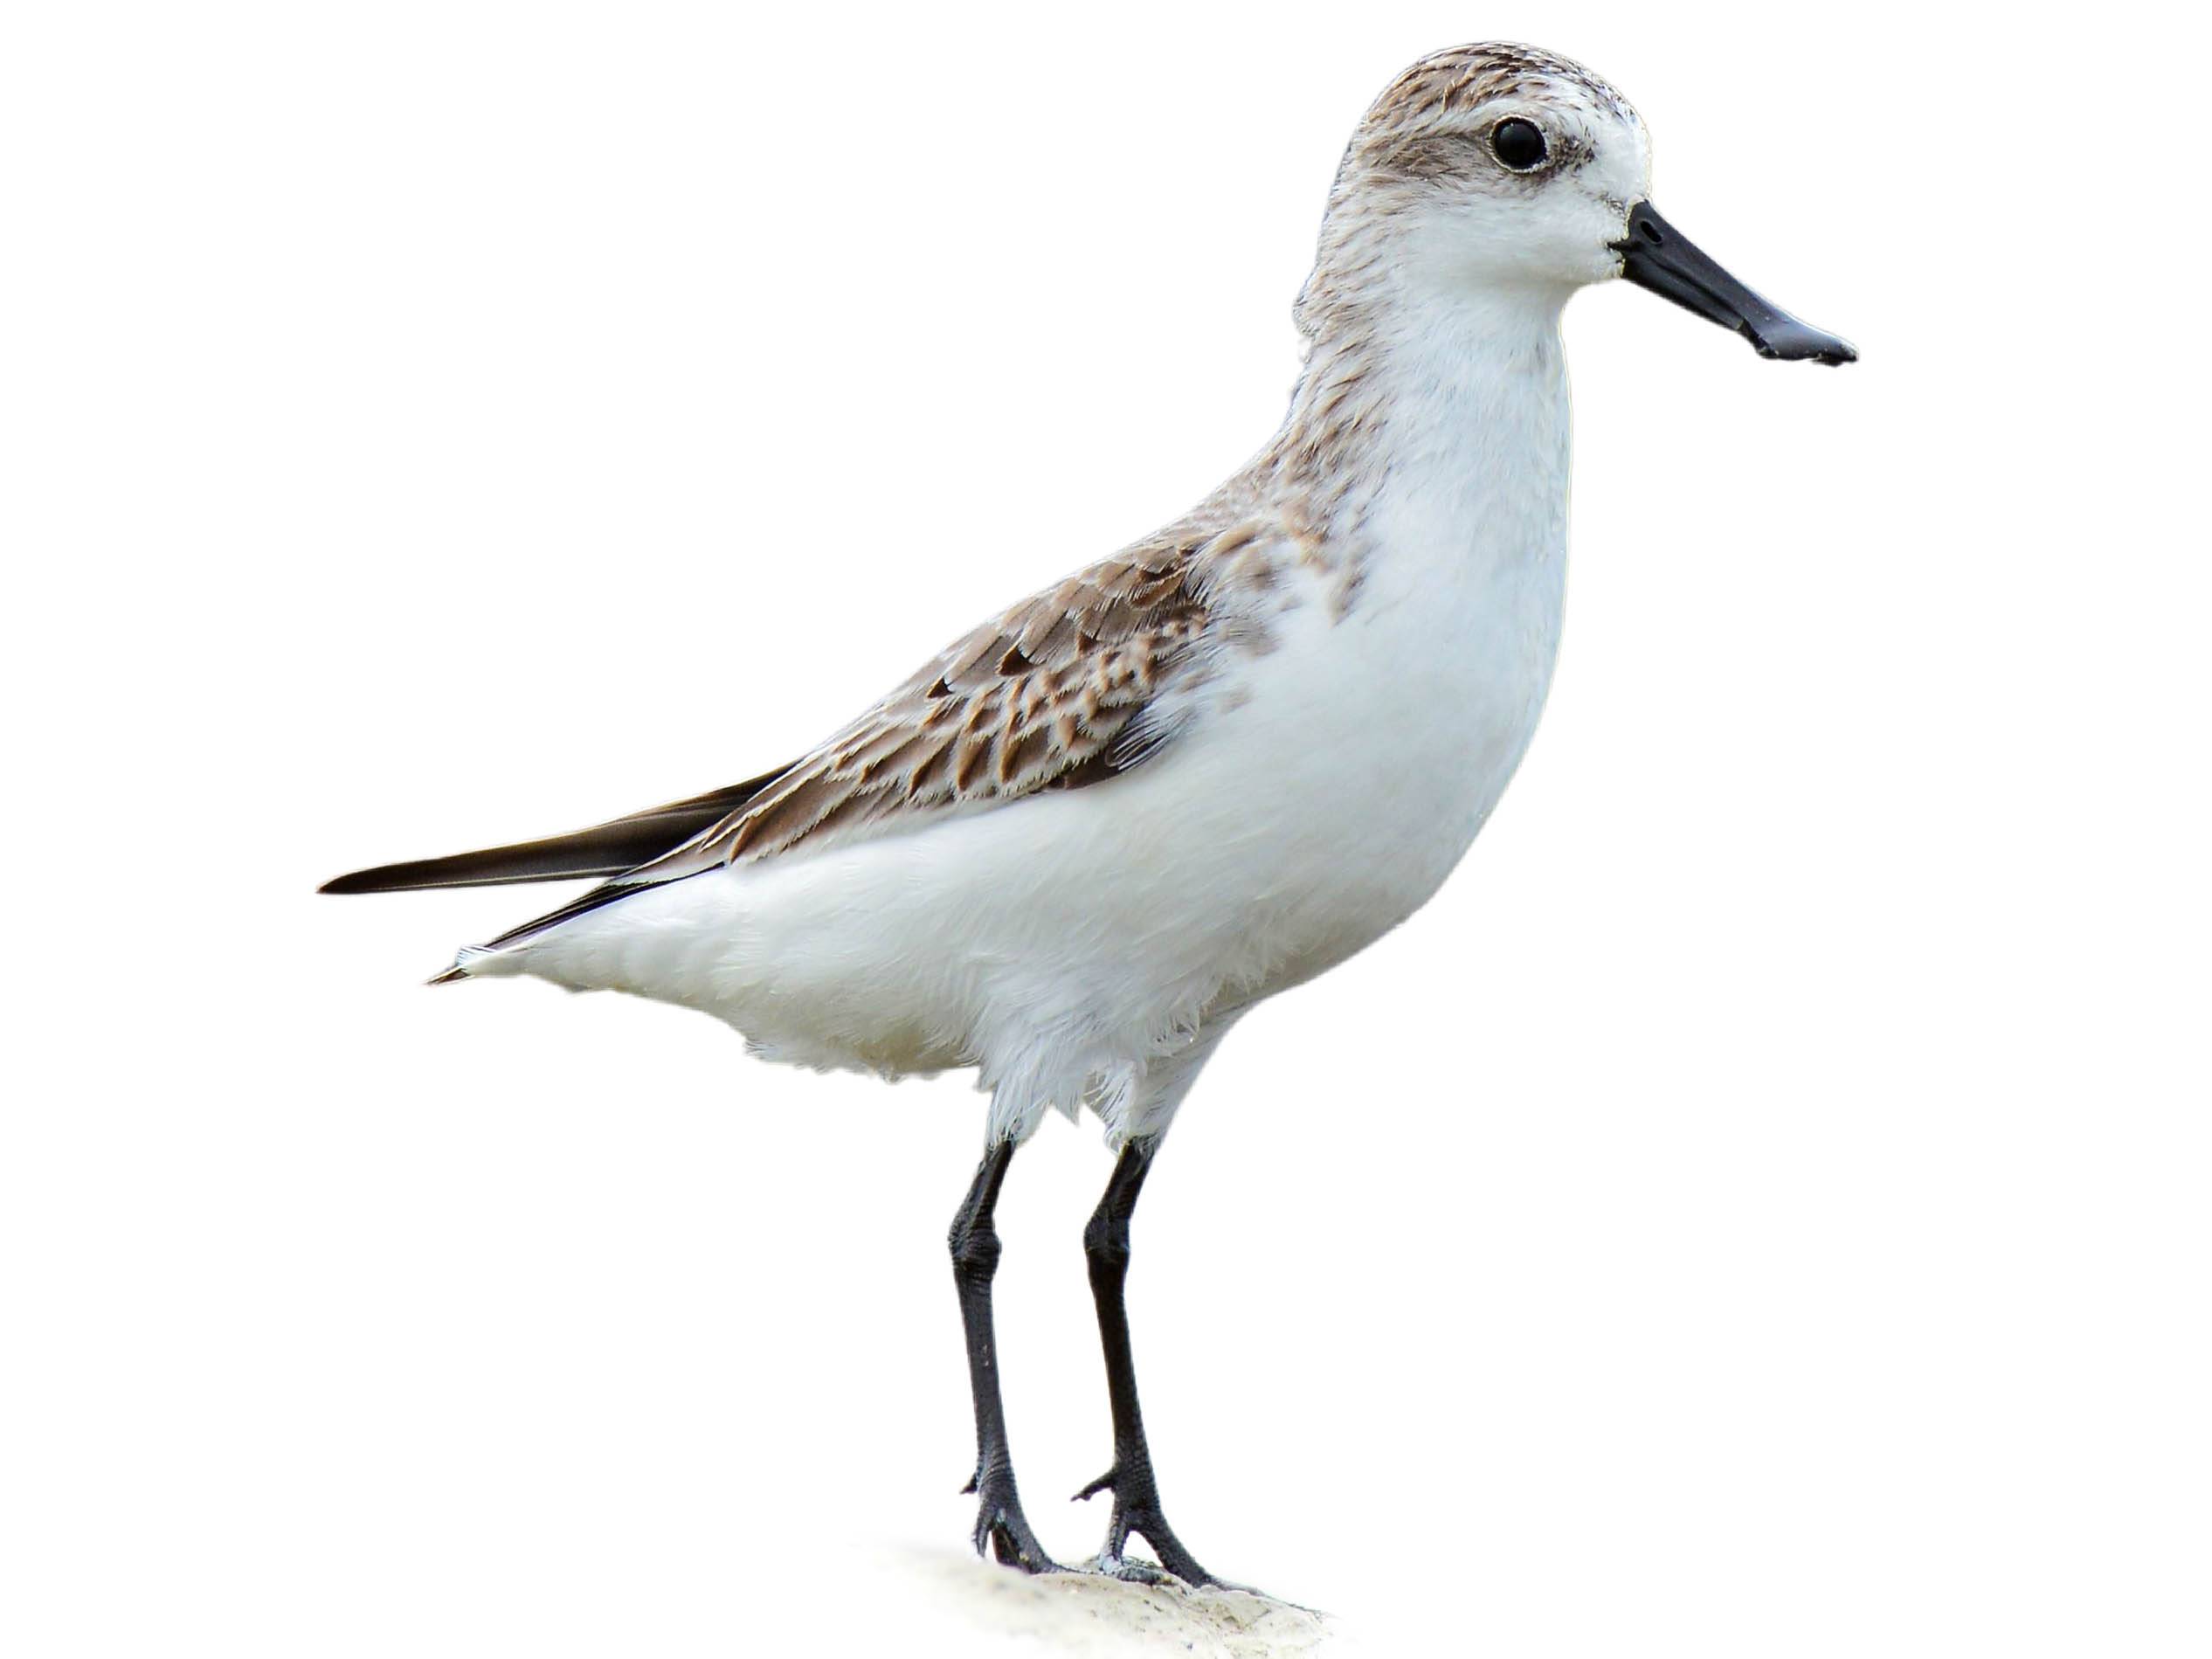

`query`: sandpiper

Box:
[324,42,1854,1583]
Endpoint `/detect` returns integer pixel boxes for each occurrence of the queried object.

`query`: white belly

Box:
[501,320,1576,1143]
[507,546,1567,1138]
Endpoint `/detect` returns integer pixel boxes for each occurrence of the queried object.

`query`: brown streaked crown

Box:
[1361,42,1635,137]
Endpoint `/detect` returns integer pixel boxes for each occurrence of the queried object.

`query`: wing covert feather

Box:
[634,536,1242,875]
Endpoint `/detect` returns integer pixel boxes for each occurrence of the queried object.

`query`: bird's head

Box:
[1300,43,1854,364]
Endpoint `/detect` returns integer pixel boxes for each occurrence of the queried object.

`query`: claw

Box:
[966,1468,1061,1575]
[1096,1553,1171,1585]
[1072,1459,1219,1587]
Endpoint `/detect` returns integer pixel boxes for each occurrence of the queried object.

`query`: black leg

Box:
[948,1139,1057,1573]
[1074,1139,1217,1586]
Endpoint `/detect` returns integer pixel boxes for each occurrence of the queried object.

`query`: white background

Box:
[4,2,2205,1655]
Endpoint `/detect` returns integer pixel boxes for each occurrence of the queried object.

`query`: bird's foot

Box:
[1072,1455,1217,1587]
[962,1458,1059,1573]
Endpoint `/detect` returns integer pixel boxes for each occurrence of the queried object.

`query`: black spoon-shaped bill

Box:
[1613,202,1856,365]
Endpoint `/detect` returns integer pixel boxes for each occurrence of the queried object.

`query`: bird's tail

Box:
[321,766,791,983]
[427,945,511,985]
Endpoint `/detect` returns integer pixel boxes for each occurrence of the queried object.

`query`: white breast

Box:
[1261,315,1573,944]
[1185,388,1573,985]
[502,314,1576,1142]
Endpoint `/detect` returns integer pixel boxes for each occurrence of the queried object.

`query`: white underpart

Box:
[480,292,1574,1148]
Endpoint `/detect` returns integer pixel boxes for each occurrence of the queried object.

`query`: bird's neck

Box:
[1264,287,1574,601]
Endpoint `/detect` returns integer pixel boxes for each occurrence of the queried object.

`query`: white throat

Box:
[1281,285,1579,876]
[1294,285,1574,613]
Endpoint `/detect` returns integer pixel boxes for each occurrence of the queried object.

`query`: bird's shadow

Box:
[895,1547,1340,1656]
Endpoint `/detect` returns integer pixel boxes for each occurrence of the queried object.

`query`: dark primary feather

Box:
[318,768,791,895]
[330,521,1256,982]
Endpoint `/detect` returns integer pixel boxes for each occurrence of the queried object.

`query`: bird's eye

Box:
[1490,118,1548,171]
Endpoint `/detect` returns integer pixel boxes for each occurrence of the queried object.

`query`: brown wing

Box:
[634,541,1216,877]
